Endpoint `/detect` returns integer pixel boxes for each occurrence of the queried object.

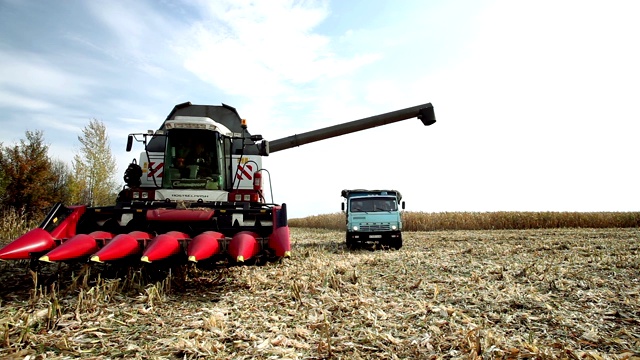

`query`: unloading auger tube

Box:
[266,103,435,153]
[0,101,436,270]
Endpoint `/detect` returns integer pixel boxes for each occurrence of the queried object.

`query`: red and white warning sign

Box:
[146,162,164,178]
[236,164,253,180]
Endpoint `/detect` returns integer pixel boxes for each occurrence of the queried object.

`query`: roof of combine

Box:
[341,189,402,201]
[146,102,260,154]
[164,102,247,134]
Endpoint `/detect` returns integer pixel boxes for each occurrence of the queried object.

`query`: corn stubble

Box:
[0,224,639,359]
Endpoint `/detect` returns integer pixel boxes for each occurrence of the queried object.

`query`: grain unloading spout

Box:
[266,103,435,154]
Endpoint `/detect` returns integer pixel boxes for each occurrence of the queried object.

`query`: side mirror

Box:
[401,201,405,210]
[341,202,345,211]
[126,135,133,152]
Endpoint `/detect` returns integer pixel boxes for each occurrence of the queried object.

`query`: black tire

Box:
[346,234,355,249]
[391,235,402,250]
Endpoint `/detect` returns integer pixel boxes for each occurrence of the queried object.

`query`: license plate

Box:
[369,234,382,238]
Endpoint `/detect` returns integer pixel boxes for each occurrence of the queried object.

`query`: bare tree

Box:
[71,119,119,206]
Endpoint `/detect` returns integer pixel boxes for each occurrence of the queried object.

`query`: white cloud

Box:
[0,90,53,111]
[0,51,96,101]
[84,1,179,75]
[172,0,380,102]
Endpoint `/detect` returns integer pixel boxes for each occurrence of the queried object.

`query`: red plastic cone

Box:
[141,231,189,263]
[90,231,150,263]
[268,226,291,258]
[0,228,56,260]
[187,231,224,262]
[228,231,260,263]
[41,231,112,262]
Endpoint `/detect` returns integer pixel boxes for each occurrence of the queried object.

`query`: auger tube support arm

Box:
[267,102,435,153]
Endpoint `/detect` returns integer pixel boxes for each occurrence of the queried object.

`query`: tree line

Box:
[0,119,120,219]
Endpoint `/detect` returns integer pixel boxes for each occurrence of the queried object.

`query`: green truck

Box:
[341,189,404,249]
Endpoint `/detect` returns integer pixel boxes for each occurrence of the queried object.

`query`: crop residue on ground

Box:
[0,227,639,359]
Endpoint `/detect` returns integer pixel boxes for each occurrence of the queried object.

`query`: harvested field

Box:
[0,227,639,359]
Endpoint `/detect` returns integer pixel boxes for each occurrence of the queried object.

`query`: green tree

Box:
[71,119,119,206]
[0,130,58,216]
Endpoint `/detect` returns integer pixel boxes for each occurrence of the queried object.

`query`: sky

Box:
[0,0,638,218]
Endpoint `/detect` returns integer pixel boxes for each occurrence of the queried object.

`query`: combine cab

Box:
[0,102,436,267]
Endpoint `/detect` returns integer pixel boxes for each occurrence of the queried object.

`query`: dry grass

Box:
[0,207,40,241]
[1,227,639,359]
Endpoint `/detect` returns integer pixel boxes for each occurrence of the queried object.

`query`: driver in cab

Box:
[185,142,214,177]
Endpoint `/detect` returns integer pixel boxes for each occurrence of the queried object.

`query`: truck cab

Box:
[341,189,404,249]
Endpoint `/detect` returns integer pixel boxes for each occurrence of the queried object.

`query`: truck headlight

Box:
[391,225,397,230]
[352,226,359,231]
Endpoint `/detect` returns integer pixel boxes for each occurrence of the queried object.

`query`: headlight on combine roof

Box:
[141,192,149,199]
[132,192,140,199]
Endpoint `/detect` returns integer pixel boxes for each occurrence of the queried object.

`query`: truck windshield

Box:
[350,197,397,212]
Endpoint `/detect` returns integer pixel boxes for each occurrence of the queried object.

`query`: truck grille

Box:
[361,224,391,232]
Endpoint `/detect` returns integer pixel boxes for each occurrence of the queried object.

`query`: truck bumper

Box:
[346,231,402,249]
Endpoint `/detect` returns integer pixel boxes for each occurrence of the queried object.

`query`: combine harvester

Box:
[0,102,436,268]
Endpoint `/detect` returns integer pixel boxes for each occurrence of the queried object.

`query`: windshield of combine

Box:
[163,129,223,189]
[350,197,397,212]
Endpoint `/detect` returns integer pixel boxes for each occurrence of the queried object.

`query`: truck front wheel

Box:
[389,235,402,250]
[346,233,356,249]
